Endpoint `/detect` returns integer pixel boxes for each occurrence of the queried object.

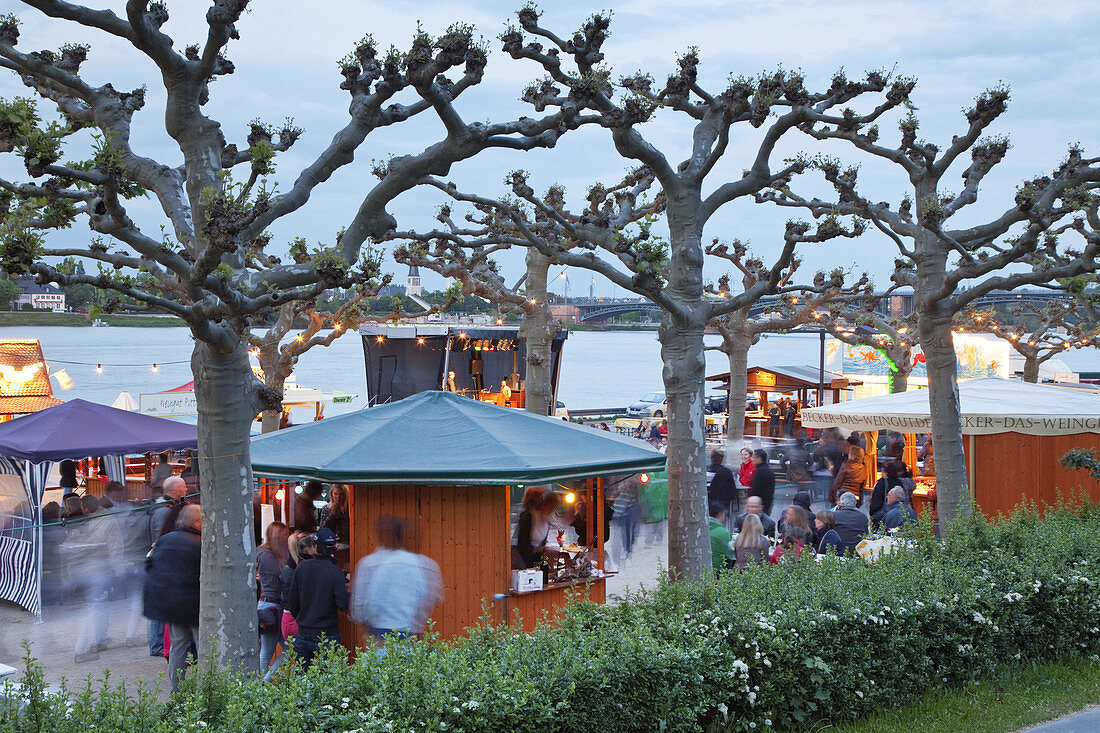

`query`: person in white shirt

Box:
[351,515,443,644]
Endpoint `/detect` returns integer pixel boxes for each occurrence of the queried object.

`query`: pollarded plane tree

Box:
[402,165,867,578]
[499,9,912,578]
[392,196,583,416]
[0,1,603,669]
[818,309,919,394]
[954,298,1100,383]
[760,86,1100,526]
[703,237,874,452]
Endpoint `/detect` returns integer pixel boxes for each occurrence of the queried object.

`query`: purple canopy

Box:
[0,398,197,462]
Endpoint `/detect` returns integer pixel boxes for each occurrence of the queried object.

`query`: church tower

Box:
[405,264,422,296]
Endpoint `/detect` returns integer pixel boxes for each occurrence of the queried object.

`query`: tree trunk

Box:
[519,249,557,415]
[1022,355,1040,383]
[660,309,710,579]
[191,338,260,674]
[919,315,970,527]
[724,330,752,454]
[889,366,909,393]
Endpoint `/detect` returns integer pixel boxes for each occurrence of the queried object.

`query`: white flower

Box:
[765,719,772,726]
[856,691,864,698]
[717,703,729,717]
[749,723,757,729]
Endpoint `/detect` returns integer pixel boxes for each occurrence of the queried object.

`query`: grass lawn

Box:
[831,656,1100,733]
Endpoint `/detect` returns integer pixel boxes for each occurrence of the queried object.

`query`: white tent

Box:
[800,378,1100,436]
[111,390,138,411]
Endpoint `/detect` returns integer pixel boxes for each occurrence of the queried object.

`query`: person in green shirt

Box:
[708,501,735,573]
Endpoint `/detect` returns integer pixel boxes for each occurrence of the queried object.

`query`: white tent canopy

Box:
[111,391,138,411]
[800,378,1100,436]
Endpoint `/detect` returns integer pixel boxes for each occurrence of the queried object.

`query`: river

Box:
[6,326,1100,418]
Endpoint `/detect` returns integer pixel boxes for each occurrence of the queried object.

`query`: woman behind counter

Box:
[318,484,350,541]
[514,487,562,569]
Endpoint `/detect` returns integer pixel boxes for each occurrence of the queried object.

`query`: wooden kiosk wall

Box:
[344,483,509,646]
[968,432,1100,516]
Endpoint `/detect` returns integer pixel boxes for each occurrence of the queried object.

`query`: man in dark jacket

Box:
[749,449,776,515]
[143,503,201,692]
[832,492,870,555]
[706,450,737,531]
[287,528,349,669]
[881,487,919,531]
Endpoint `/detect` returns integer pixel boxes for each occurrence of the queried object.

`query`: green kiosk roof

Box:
[250,390,666,485]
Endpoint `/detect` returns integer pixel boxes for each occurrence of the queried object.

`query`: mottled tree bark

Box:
[191,338,261,672]
[889,366,910,393]
[519,249,557,416]
[1022,356,1040,383]
[723,328,752,454]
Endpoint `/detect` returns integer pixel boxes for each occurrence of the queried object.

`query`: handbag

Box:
[257,600,280,630]
[281,609,299,639]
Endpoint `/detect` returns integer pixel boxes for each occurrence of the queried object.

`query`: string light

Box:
[639,473,650,484]
[417,337,425,345]
[151,363,159,373]
[496,318,503,325]
[334,323,343,332]
[564,492,576,504]
[376,335,383,343]
[96,364,103,374]
[274,488,285,502]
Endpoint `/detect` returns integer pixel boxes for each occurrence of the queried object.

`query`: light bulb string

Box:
[45,358,191,367]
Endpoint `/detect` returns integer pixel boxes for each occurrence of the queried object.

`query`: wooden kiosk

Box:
[250,391,666,647]
[801,378,1100,517]
[707,365,861,437]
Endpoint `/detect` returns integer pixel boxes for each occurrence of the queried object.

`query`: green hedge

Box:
[4,504,1100,732]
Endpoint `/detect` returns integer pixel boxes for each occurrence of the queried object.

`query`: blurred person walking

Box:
[69,494,121,662]
[351,516,443,643]
[143,504,202,692]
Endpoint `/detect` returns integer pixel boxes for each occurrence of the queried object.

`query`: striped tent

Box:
[0,399,196,618]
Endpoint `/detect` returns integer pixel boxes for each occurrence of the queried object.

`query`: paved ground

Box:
[1022,706,1100,732]
[0,595,170,698]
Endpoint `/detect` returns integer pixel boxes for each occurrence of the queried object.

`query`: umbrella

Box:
[111,391,139,411]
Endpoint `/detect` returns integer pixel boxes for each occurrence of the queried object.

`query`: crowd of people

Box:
[705,430,922,573]
[40,455,442,692]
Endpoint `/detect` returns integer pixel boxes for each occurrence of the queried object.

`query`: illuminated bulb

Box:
[417,337,425,345]
[274,488,285,502]
[376,335,383,343]
[334,323,343,332]
[151,363,158,373]
[459,332,466,339]
[296,335,303,343]
[496,319,503,325]
[565,492,576,504]
[96,364,103,374]
[294,484,303,495]
[639,473,650,484]
[529,298,537,304]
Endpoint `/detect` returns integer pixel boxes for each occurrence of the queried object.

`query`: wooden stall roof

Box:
[0,340,60,414]
[707,364,861,392]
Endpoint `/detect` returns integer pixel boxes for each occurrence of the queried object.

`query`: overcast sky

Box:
[6,0,1100,296]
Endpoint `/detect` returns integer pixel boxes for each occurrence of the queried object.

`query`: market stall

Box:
[0,339,62,422]
[800,378,1100,517]
[0,398,197,616]
[250,390,665,646]
[707,365,861,438]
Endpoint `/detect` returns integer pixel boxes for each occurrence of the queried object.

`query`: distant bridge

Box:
[569,289,1075,323]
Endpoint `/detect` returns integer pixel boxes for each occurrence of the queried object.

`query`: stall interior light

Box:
[294,484,303,495]
[459,332,467,339]
[376,335,384,343]
[639,473,650,483]
[417,337,425,345]
[274,488,285,502]
[565,491,576,504]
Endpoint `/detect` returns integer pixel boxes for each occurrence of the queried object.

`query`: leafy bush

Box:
[3,504,1100,732]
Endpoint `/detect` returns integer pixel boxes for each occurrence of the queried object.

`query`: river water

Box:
[6,326,1100,418]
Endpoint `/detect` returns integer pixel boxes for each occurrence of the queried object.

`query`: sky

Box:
[4,0,1100,297]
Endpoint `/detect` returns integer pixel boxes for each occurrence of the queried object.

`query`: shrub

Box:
[3,504,1100,732]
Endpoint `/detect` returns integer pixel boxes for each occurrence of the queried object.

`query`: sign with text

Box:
[139,391,198,417]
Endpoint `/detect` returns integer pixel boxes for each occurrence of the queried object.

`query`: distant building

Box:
[15,280,65,312]
[405,265,422,296]
[549,304,580,323]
